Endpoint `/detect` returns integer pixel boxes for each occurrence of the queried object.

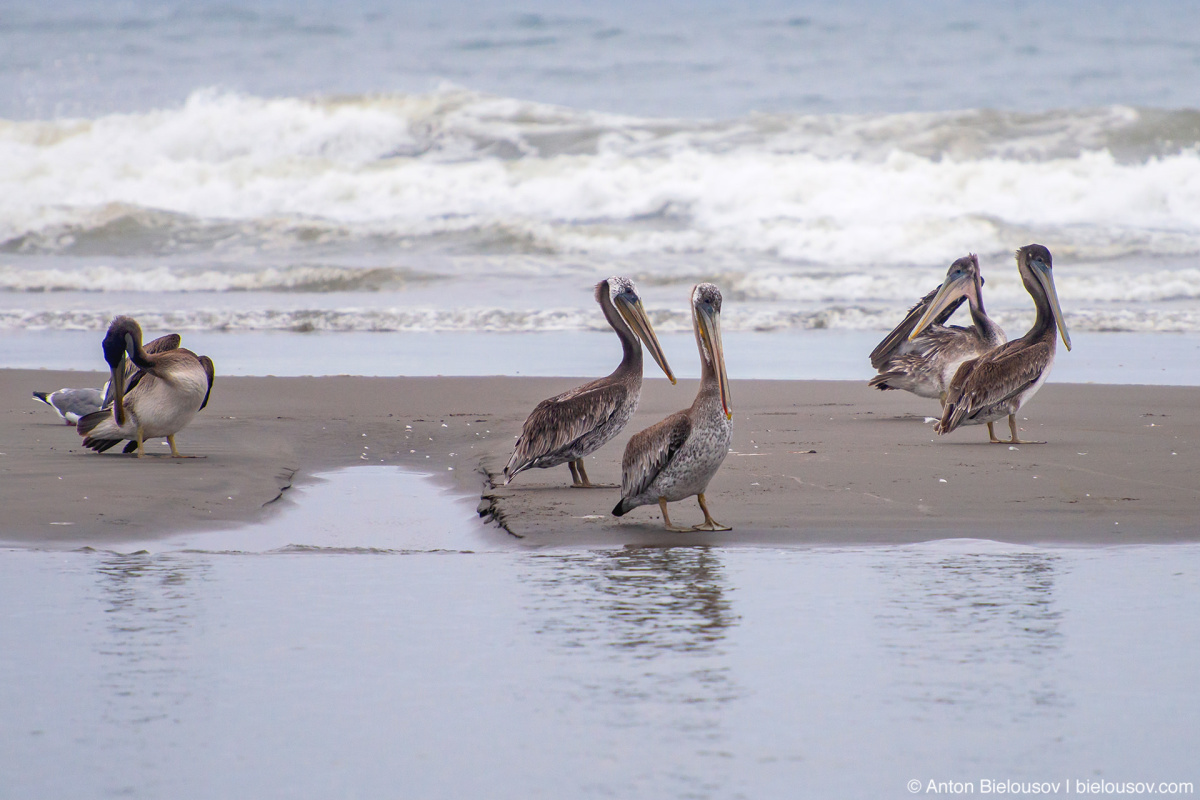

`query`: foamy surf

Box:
[4,90,1200,265]
[4,304,1200,335]
[0,263,434,293]
[4,89,1200,334]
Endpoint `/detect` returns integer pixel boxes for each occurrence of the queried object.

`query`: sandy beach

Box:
[3,368,1197,546]
[8,4,1200,795]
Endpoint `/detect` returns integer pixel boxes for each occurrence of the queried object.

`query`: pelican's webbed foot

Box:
[692,493,731,531]
[167,434,202,458]
[993,414,1045,445]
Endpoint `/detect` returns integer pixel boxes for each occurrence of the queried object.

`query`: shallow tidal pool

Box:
[2,467,1198,799]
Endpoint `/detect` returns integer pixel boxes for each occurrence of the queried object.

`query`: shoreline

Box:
[4,330,1200,386]
[2,369,1198,547]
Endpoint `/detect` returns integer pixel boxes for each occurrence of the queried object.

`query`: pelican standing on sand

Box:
[925,244,1071,444]
[503,277,675,487]
[32,332,179,429]
[77,316,214,457]
[613,283,733,531]
[869,254,1006,403]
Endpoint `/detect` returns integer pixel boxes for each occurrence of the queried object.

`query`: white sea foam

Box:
[4,304,1199,335]
[4,89,1200,333]
[731,265,1200,305]
[6,258,1200,311]
[4,90,1200,268]
[0,263,427,293]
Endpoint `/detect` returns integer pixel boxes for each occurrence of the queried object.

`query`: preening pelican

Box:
[503,277,675,487]
[613,283,732,531]
[33,333,179,430]
[869,254,1006,403]
[77,317,214,457]
[102,333,181,408]
[929,244,1071,444]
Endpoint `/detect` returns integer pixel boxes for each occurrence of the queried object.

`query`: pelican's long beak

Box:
[615,294,676,384]
[1032,259,1072,351]
[909,272,974,341]
[697,304,732,419]
[109,355,127,427]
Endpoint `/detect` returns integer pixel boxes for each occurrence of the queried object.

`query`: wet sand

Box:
[2,369,1197,545]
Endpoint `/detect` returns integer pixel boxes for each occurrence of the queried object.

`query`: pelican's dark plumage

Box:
[613,283,733,531]
[503,277,675,487]
[76,317,214,457]
[870,254,1006,403]
[931,244,1071,443]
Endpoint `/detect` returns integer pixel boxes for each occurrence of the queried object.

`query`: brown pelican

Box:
[77,317,214,457]
[869,254,1006,403]
[503,277,675,487]
[612,283,732,531]
[927,244,1071,444]
[33,333,179,429]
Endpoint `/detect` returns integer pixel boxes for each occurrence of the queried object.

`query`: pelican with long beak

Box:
[503,277,675,487]
[932,244,1071,443]
[613,283,733,531]
[32,333,179,426]
[869,254,1006,404]
[76,316,214,456]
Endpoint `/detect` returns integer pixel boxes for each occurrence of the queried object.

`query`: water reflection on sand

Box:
[876,550,1065,715]
[527,547,737,656]
[2,470,1198,799]
[93,552,209,725]
[520,547,742,797]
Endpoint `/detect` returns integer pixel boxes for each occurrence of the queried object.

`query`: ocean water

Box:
[3,0,1200,373]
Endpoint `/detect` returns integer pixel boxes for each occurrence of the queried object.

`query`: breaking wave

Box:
[4,89,1200,333]
[3,89,1200,267]
[5,258,1200,311]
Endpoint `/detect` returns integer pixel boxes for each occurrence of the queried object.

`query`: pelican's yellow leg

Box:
[987,421,1002,443]
[569,458,615,489]
[167,434,201,458]
[1005,414,1044,445]
[693,493,732,531]
[659,497,692,532]
[135,426,145,458]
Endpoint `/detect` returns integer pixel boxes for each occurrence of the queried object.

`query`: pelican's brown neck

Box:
[597,282,642,376]
[1017,259,1054,342]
